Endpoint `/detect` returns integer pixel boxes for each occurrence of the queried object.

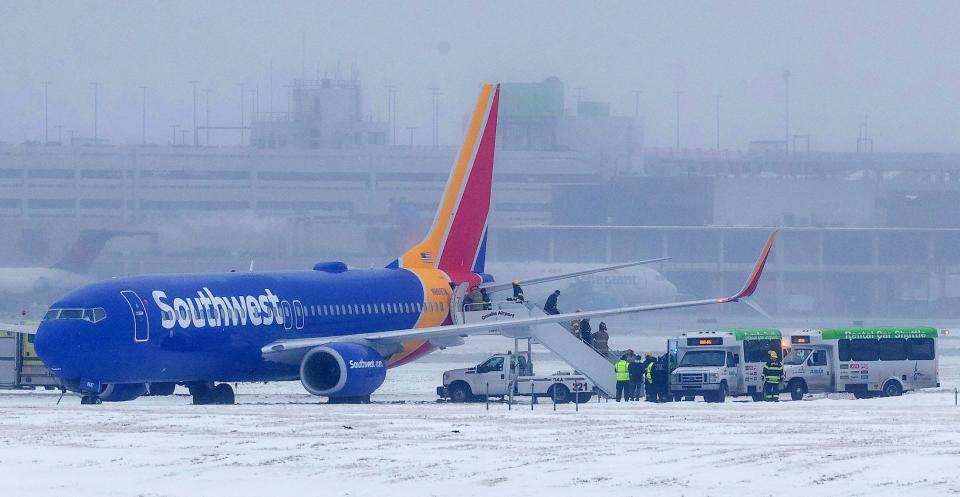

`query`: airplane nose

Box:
[662,280,679,302]
[34,322,82,379]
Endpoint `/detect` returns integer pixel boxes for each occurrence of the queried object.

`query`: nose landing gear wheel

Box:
[212,383,235,405]
[80,395,102,405]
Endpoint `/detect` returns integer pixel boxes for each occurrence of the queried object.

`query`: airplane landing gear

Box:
[188,382,235,405]
[80,395,102,405]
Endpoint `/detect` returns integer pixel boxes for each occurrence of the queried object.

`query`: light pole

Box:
[189,80,199,146]
[385,85,395,146]
[41,81,51,144]
[428,88,440,149]
[715,94,721,150]
[783,70,790,153]
[90,82,100,141]
[170,124,179,145]
[139,86,148,145]
[407,126,416,147]
[238,83,246,145]
[674,91,681,150]
[204,88,211,145]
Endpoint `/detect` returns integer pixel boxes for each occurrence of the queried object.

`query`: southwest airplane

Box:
[27,83,777,405]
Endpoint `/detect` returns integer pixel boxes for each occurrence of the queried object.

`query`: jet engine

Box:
[299,342,386,402]
[98,383,148,402]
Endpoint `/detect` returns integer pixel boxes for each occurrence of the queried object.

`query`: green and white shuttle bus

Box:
[782,327,939,400]
[670,328,784,402]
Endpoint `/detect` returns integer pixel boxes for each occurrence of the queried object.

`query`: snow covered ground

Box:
[2,335,959,497]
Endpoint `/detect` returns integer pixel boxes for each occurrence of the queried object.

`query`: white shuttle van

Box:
[782,327,939,400]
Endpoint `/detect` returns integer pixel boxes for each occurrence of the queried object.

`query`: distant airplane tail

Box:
[51,230,126,273]
[395,83,500,279]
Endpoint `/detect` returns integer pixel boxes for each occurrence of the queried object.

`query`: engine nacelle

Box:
[299,342,386,400]
[98,383,148,402]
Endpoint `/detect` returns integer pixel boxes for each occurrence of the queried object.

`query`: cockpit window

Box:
[43,307,107,323]
[59,309,84,319]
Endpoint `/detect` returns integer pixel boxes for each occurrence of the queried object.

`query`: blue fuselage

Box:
[34,268,431,386]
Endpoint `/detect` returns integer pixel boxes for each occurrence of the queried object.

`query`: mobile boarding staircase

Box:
[455,295,616,397]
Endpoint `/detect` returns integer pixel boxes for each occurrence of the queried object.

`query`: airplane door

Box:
[293,300,305,330]
[280,301,293,330]
[121,290,150,343]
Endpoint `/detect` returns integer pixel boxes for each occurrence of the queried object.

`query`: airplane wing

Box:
[478,257,670,294]
[0,322,38,335]
[262,230,778,360]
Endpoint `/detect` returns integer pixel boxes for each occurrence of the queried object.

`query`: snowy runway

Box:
[2,357,959,497]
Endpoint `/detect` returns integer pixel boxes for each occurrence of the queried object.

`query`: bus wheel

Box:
[882,380,903,398]
[789,380,806,401]
[548,384,571,404]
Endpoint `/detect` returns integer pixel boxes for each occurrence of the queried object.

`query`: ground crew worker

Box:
[652,354,670,402]
[614,353,631,402]
[579,317,592,347]
[593,322,610,357]
[544,290,561,315]
[644,353,656,402]
[763,350,784,402]
[511,280,525,302]
[627,354,645,401]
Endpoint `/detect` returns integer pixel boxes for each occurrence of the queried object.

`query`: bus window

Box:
[850,339,880,361]
[743,339,780,363]
[879,338,907,361]
[907,338,935,360]
[838,339,850,361]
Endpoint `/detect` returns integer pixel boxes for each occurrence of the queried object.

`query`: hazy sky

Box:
[1,1,958,152]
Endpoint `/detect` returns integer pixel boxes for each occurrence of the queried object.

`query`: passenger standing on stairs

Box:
[544,289,561,315]
[579,317,592,348]
[480,289,492,310]
[467,287,484,311]
[593,322,610,356]
[511,280,525,302]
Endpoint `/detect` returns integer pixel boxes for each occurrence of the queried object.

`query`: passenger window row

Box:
[303,300,445,318]
[43,308,107,323]
[158,300,447,325]
[838,337,935,362]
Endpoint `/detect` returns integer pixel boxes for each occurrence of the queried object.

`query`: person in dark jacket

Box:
[652,355,670,402]
[511,281,525,302]
[480,288,492,310]
[579,317,592,347]
[627,356,645,401]
[544,290,561,315]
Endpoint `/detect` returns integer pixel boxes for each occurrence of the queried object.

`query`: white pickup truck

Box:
[437,351,595,404]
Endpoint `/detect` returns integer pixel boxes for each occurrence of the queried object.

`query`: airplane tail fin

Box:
[397,83,500,277]
[51,229,124,273]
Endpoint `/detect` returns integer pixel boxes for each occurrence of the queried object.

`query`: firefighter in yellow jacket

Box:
[762,350,784,402]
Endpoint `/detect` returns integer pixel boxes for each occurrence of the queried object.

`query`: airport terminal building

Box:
[1,77,959,320]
